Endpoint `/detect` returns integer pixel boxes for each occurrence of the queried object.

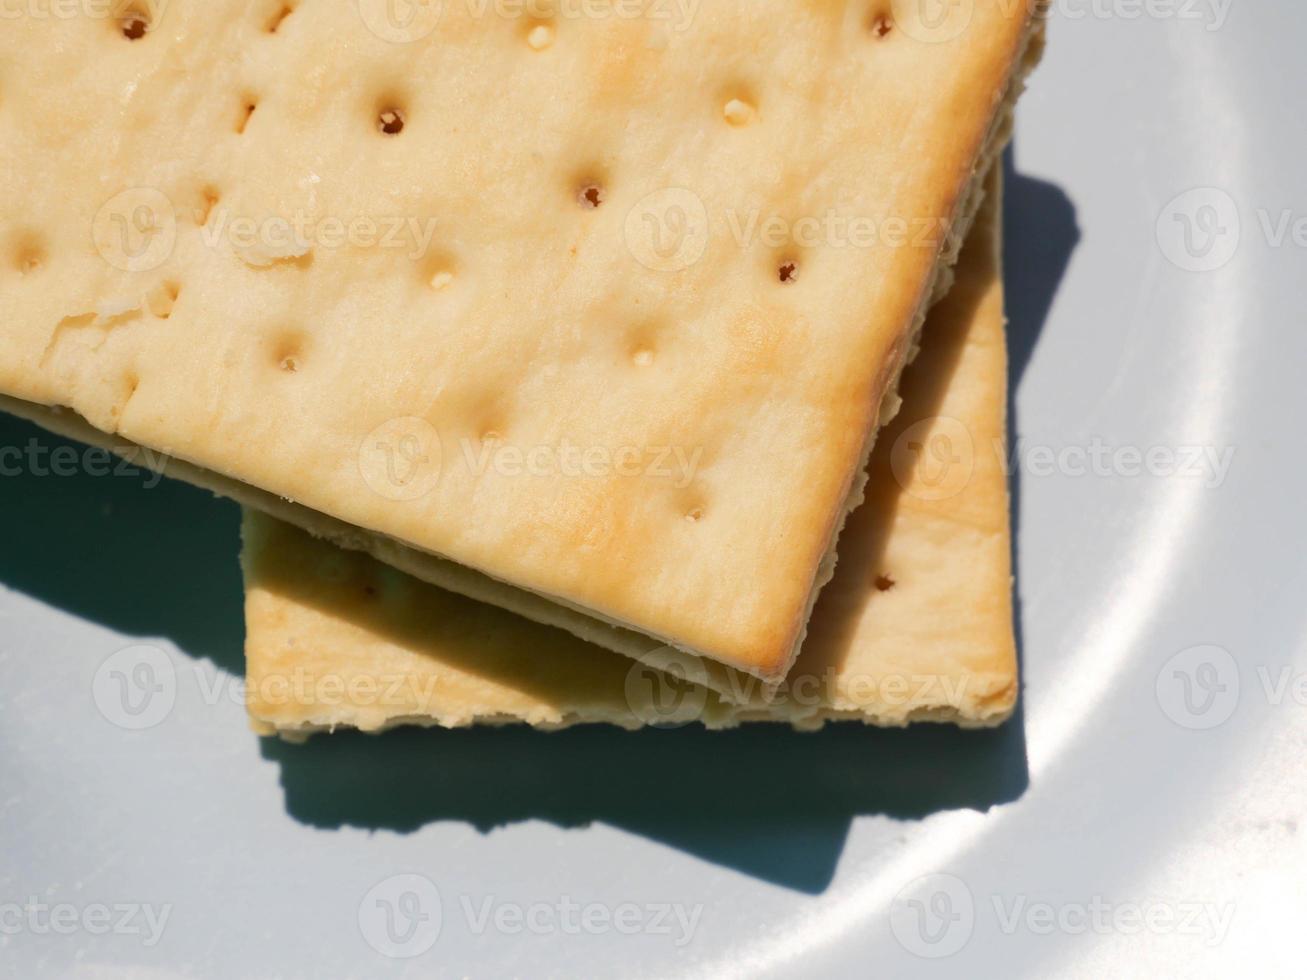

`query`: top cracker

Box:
[0,0,1039,680]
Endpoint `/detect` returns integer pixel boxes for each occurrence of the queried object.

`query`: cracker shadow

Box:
[0,150,1075,897]
[1002,145,1081,713]
[1003,146,1077,395]
[259,718,1029,894]
[802,171,995,675]
[0,412,245,675]
[0,412,1022,893]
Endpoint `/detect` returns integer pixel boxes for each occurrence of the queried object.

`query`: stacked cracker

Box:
[0,1,1044,735]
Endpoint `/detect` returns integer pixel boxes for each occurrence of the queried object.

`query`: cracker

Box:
[242,170,1014,735]
[0,2,1041,680]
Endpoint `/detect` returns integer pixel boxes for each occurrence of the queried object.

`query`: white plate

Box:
[3,7,1303,977]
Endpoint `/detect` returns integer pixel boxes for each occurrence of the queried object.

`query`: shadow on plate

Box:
[0,149,1076,895]
[261,717,1028,894]
[0,415,245,673]
[1003,144,1082,715]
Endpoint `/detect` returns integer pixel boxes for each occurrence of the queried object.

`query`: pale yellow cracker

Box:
[0,2,1041,681]
[242,171,1014,735]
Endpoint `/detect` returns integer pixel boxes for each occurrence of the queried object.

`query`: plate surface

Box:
[3,7,1304,977]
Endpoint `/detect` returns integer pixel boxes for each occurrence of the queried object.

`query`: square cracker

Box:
[0,2,1040,681]
[241,169,1014,735]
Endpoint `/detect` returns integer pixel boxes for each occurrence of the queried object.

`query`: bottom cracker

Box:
[242,173,1014,735]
